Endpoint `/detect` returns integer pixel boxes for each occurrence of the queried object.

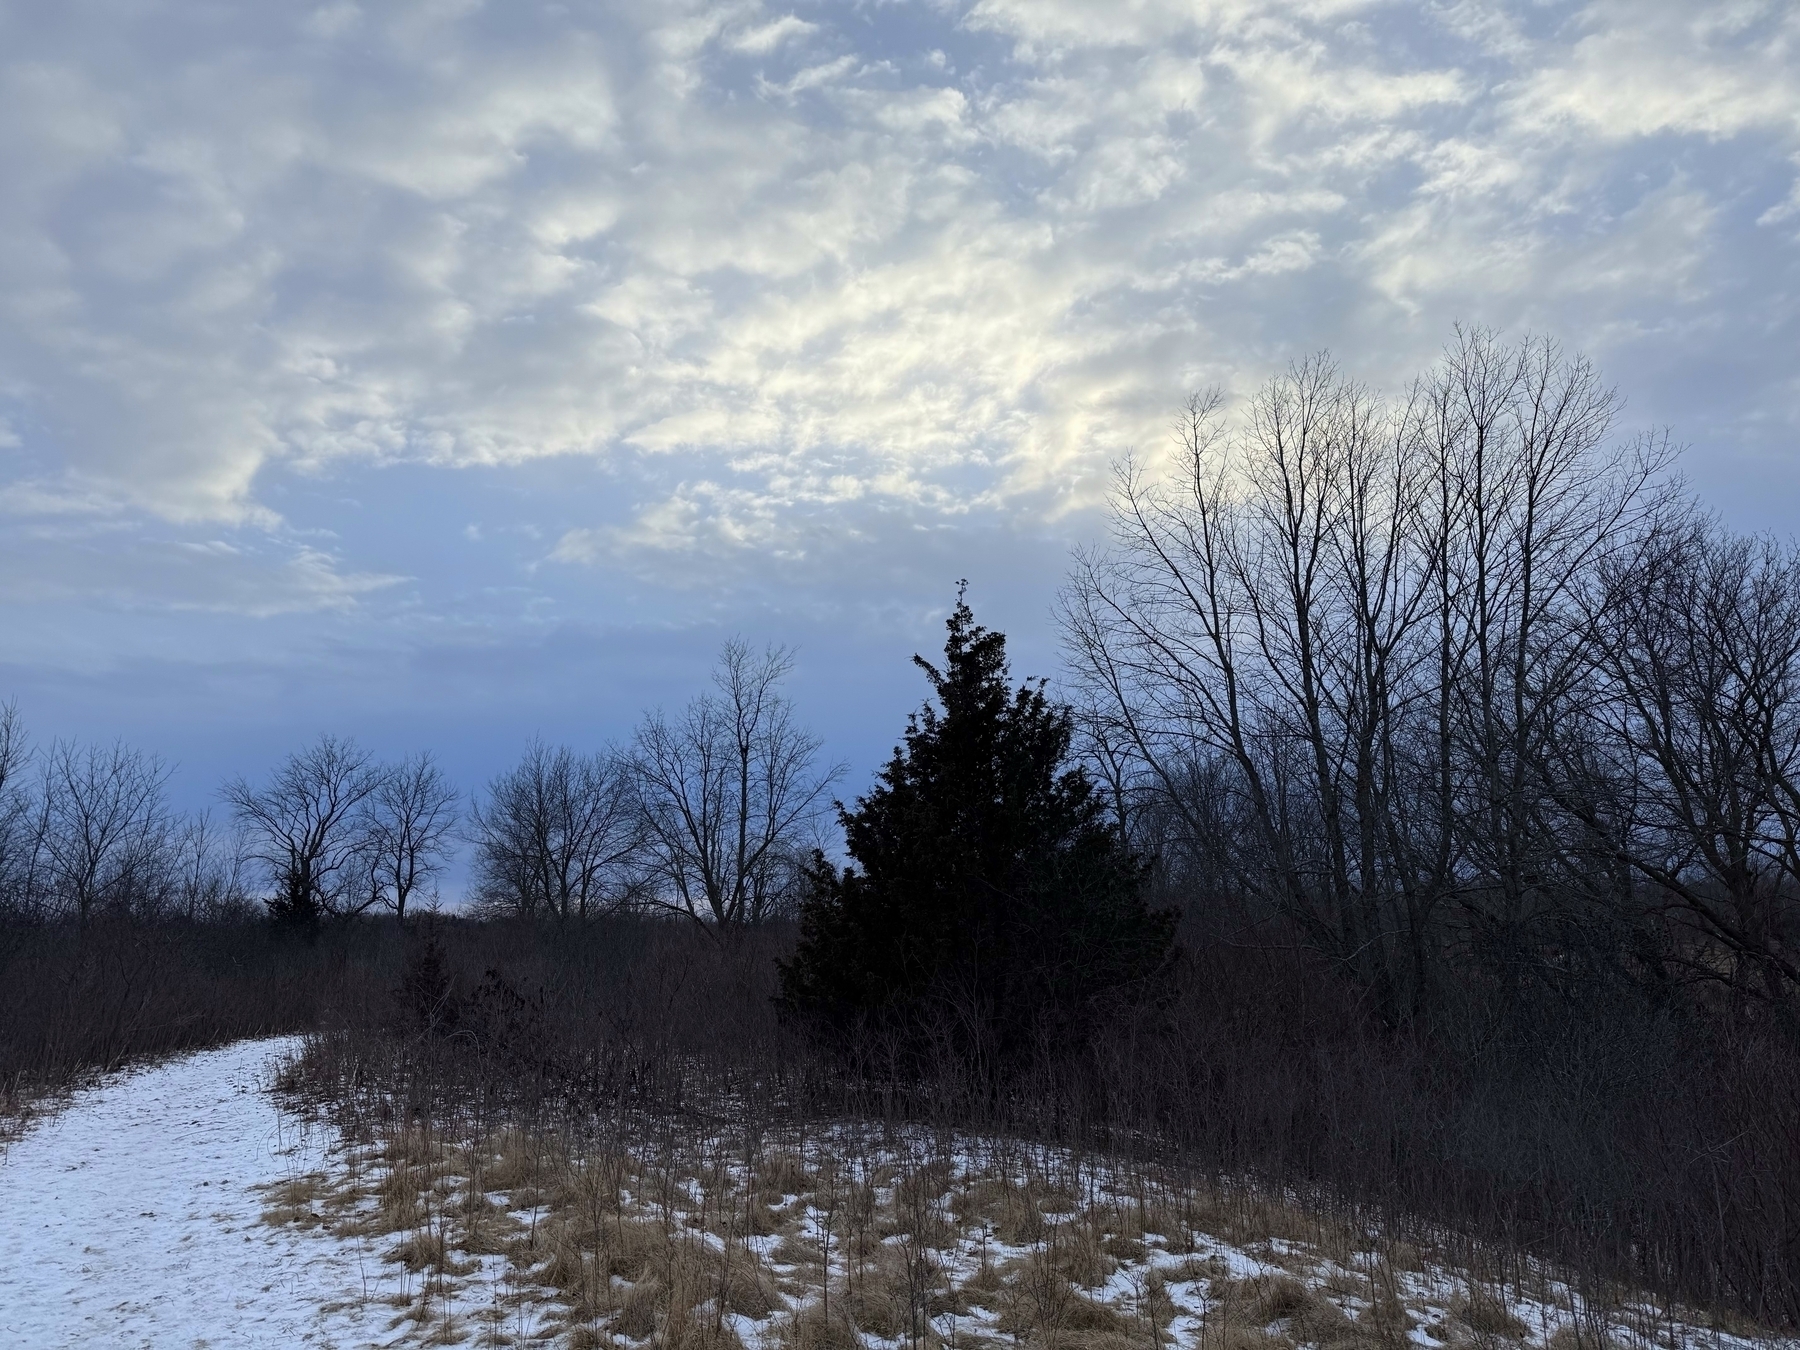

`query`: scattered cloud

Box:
[730,16,818,57]
[0,522,403,617]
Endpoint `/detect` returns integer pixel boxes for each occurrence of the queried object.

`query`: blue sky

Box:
[2,0,1798,837]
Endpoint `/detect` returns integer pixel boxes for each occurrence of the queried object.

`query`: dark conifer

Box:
[779,588,1174,1066]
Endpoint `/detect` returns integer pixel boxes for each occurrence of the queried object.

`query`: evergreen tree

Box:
[779,589,1174,1065]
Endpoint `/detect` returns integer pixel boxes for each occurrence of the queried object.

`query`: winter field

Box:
[2,1038,1795,1350]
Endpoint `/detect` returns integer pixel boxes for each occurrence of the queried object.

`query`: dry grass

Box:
[256,1098,1800,1350]
[0,1073,72,1149]
[1455,1286,1528,1340]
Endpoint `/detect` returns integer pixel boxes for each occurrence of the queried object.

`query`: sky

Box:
[2,0,1798,836]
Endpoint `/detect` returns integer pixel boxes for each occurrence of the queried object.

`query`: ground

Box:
[2,1040,1794,1350]
[0,1038,553,1347]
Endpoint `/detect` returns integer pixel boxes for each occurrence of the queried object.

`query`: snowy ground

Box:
[3,1039,1795,1350]
[0,1037,458,1348]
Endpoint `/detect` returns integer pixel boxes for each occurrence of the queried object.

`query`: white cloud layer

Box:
[3,0,1795,570]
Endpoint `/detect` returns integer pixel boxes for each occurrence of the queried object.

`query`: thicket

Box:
[286,914,1800,1333]
[0,918,394,1100]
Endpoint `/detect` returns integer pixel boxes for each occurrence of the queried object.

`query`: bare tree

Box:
[632,640,840,929]
[469,741,639,921]
[361,752,459,922]
[169,810,253,922]
[1064,367,1443,1017]
[1062,331,1671,1018]
[1571,517,1800,1001]
[0,702,40,918]
[40,738,173,924]
[0,709,255,924]
[1420,329,1670,957]
[223,735,385,922]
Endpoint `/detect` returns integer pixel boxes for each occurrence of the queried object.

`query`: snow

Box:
[0,1037,432,1348]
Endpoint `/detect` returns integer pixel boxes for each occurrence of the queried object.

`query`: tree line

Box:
[0,639,841,930]
[6,324,1797,1036]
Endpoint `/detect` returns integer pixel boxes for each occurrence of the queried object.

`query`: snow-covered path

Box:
[0,1038,411,1348]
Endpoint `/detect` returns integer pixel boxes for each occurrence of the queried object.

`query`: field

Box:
[260,1039,1789,1350]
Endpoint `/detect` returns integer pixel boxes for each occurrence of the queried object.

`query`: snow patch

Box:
[0,1037,467,1346]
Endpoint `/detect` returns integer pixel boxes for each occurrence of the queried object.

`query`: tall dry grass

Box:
[266,1067,1791,1350]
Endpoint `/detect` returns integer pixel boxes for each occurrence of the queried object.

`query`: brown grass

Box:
[1454,1287,1528,1340]
[255,1093,1799,1350]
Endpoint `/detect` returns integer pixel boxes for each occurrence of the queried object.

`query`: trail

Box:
[0,1038,413,1348]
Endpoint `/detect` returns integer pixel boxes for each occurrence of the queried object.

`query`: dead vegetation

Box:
[260,1076,1798,1350]
[0,1071,64,1149]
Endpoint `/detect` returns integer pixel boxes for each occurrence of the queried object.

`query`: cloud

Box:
[0,520,403,617]
[1509,1,1800,142]
[730,16,818,56]
[0,0,1795,594]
